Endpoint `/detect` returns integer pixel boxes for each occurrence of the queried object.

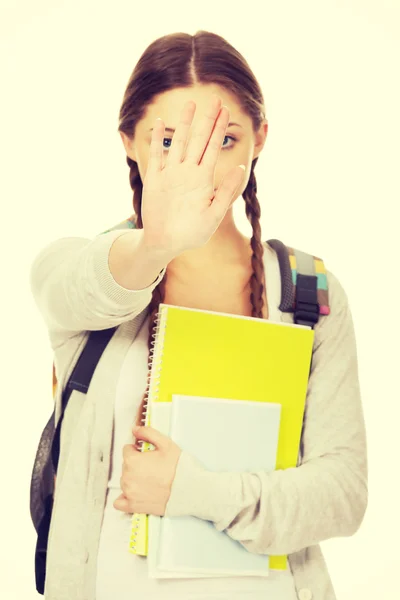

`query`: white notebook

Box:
[148,394,281,579]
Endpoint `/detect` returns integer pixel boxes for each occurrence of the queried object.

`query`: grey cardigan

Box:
[30,228,368,600]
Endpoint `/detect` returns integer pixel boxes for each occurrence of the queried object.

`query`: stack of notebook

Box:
[128,303,314,578]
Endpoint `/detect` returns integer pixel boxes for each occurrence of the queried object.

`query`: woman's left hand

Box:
[113,425,182,516]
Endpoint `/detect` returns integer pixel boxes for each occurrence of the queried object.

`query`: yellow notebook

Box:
[129,303,314,571]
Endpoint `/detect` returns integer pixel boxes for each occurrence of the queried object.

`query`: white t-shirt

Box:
[96,245,299,600]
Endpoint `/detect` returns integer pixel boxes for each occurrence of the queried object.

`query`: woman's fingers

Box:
[181,94,223,166]
[147,117,165,174]
[165,100,196,166]
[199,106,230,171]
[209,165,246,223]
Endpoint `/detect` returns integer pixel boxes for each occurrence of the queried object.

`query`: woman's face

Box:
[120,83,268,205]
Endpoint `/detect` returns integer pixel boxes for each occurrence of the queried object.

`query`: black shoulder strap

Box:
[267,238,321,329]
[35,326,117,595]
[51,327,117,472]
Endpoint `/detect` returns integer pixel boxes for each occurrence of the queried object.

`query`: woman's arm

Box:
[30,229,171,345]
[164,269,368,557]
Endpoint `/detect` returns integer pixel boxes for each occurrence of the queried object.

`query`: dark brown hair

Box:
[118,30,267,427]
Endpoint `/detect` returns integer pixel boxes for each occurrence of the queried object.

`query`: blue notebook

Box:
[149,394,281,578]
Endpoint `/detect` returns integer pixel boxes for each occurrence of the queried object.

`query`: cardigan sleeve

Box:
[164,269,368,556]
[29,229,166,341]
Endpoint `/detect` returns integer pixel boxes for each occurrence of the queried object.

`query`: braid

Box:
[243,159,266,319]
[127,155,265,427]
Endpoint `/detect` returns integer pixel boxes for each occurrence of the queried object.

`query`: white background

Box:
[1,0,399,598]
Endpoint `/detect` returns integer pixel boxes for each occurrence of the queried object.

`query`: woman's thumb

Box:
[212,165,246,214]
[133,425,167,450]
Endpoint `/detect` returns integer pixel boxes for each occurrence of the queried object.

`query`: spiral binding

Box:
[129,305,167,553]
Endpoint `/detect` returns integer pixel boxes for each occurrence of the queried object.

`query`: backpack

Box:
[30,215,330,595]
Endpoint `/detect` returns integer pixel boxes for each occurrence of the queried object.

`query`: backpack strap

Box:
[34,331,117,595]
[267,239,330,329]
[51,326,117,472]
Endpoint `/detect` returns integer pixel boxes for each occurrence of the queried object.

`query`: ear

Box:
[119,131,137,161]
[253,120,268,160]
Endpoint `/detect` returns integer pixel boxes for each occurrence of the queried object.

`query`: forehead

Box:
[138,83,251,133]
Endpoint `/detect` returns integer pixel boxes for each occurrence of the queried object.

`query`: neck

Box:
[167,210,252,273]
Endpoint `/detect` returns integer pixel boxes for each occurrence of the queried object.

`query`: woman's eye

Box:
[162,135,236,151]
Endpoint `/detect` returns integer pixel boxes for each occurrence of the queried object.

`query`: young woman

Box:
[30,30,368,600]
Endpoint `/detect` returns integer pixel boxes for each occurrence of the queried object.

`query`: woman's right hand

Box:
[140,94,246,257]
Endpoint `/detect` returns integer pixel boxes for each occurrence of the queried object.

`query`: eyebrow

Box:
[149,122,243,132]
